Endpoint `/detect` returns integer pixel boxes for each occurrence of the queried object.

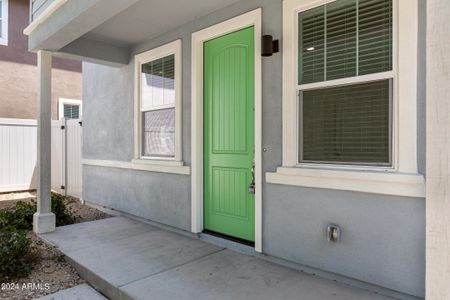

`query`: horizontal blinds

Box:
[63,105,80,119]
[326,0,357,80]
[299,0,392,84]
[300,79,391,165]
[299,5,325,84]
[141,54,175,110]
[142,108,175,157]
[358,0,393,75]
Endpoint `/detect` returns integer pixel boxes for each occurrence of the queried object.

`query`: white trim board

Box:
[24,0,68,36]
[191,9,263,252]
[0,118,37,126]
[83,159,190,175]
[266,167,425,198]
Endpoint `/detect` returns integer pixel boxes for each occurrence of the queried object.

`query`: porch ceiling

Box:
[28,0,241,66]
[84,0,242,47]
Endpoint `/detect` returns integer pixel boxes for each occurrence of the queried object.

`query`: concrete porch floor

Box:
[40,217,401,300]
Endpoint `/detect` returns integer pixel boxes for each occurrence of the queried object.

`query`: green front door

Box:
[203,26,255,242]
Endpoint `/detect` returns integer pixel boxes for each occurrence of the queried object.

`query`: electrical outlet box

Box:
[327,224,341,242]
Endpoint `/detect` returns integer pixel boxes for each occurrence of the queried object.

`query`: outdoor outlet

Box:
[327,224,341,242]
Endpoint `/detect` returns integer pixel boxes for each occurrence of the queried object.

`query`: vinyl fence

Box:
[0,118,82,197]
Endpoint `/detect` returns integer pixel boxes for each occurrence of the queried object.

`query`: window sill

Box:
[0,38,8,46]
[265,167,425,197]
[131,158,184,167]
[83,159,190,175]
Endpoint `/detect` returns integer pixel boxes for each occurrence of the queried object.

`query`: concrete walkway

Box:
[37,284,107,300]
[40,217,397,300]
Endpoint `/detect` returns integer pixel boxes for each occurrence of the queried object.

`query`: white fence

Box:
[0,119,38,192]
[0,118,82,197]
[51,118,83,198]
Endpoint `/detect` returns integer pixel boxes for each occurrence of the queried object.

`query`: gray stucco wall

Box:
[263,187,424,296]
[82,0,425,297]
[82,61,192,230]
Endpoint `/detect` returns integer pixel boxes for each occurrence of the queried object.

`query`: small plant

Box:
[0,194,75,230]
[0,201,35,231]
[14,201,37,229]
[0,228,37,281]
[51,193,75,226]
[0,193,76,281]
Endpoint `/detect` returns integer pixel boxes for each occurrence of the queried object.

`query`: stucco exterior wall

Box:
[82,0,425,297]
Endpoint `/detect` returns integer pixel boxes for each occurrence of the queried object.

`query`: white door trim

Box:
[191,8,263,252]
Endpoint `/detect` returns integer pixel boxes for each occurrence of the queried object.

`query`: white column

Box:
[426,0,450,299]
[33,50,55,234]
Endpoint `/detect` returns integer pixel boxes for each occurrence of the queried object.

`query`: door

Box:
[203,26,255,242]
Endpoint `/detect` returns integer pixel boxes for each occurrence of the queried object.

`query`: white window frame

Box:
[58,98,82,120]
[266,0,425,197]
[0,0,9,45]
[133,39,183,167]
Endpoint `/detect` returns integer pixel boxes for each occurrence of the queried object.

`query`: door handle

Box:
[248,163,255,194]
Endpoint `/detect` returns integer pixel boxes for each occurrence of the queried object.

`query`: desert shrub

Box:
[14,201,37,229]
[0,194,75,231]
[0,193,75,281]
[0,208,15,230]
[0,228,37,281]
[0,201,36,231]
[51,193,75,226]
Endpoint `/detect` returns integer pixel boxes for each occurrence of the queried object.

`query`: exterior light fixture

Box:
[261,35,279,57]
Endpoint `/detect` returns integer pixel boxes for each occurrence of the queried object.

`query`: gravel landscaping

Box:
[0,191,111,300]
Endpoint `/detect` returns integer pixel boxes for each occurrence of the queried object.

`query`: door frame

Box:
[191,9,263,252]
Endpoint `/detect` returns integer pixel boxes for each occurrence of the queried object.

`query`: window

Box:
[297,0,393,166]
[134,40,182,163]
[300,80,392,165]
[266,0,424,197]
[63,104,80,119]
[140,54,176,157]
[298,0,393,84]
[0,0,8,45]
[58,98,82,120]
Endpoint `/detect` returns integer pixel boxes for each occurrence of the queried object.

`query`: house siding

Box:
[82,0,425,297]
[0,0,82,120]
[30,0,55,21]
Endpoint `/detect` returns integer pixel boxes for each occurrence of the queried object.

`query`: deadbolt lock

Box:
[248,183,255,194]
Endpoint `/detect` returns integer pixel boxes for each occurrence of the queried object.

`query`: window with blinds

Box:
[300,80,391,165]
[63,104,80,119]
[140,54,176,158]
[298,0,393,84]
[297,0,393,166]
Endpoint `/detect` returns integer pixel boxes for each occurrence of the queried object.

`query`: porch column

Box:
[33,50,55,234]
[426,0,450,299]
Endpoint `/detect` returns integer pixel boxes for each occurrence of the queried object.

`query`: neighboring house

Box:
[23,0,450,299]
[0,0,81,120]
